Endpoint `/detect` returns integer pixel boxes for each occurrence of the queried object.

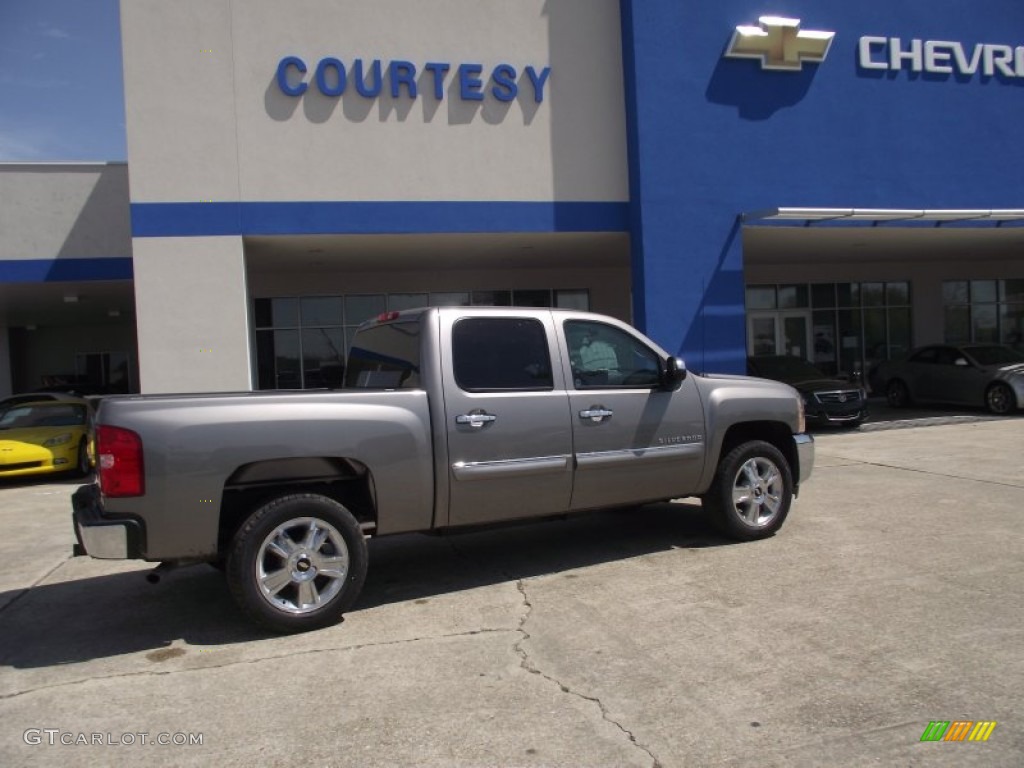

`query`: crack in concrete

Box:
[818,454,1024,489]
[513,579,662,768]
[0,554,73,617]
[0,626,513,701]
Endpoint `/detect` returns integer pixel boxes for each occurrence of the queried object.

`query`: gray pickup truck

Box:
[73,307,813,632]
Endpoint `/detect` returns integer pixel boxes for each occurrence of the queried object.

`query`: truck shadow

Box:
[359,501,727,609]
[0,501,732,669]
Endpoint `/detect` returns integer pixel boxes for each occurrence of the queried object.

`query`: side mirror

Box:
[662,356,687,389]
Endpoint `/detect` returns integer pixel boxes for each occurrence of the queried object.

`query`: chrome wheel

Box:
[705,440,793,541]
[731,456,784,528]
[256,517,350,615]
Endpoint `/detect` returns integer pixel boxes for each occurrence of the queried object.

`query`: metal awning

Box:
[742,208,1024,225]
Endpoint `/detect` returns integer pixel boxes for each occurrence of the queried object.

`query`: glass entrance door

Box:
[748,311,812,359]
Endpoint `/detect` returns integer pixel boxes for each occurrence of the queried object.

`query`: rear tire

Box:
[986,382,1016,415]
[703,440,793,541]
[226,494,368,633]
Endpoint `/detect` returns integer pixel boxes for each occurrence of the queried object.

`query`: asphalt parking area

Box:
[1,420,1022,767]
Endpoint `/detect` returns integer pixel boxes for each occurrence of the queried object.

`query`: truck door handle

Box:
[456,412,497,428]
[579,408,613,423]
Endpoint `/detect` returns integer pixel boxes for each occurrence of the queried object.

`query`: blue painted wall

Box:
[621,0,1024,372]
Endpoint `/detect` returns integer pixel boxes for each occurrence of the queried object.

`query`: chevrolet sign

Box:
[725,16,835,71]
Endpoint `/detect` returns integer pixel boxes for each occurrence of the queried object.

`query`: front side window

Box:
[565,320,661,388]
[452,318,553,391]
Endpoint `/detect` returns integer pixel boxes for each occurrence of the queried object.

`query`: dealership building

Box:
[1,0,1022,396]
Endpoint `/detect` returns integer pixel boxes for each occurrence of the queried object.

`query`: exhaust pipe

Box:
[145,562,178,584]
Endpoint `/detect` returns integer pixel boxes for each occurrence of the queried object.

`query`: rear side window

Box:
[452,318,553,391]
[345,320,422,389]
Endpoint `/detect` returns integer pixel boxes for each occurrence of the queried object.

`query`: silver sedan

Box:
[875,344,1024,414]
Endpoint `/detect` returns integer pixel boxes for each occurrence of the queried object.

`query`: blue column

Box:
[619,1,747,374]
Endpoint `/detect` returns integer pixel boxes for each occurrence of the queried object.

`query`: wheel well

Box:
[718,422,797,480]
[216,457,377,556]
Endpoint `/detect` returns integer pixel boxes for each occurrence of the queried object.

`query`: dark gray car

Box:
[874,344,1024,414]
[748,355,867,428]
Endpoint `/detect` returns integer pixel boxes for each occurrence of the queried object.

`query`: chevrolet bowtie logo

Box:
[725,16,835,71]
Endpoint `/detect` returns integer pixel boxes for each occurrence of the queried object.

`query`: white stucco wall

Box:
[0,163,130,261]
[120,0,629,391]
[132,237,251,392]
[120,0,628,204]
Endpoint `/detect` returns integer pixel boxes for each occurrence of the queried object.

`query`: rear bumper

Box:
[71,484,144,560]
[793,433,814,486]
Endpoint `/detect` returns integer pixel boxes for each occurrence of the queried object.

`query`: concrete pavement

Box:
[1,418,1022,766]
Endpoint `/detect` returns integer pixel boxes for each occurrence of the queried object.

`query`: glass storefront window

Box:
[555,289,590,310]
[837,309,863,380]
[1001,303,1024,350]
[943,281,968,304]
[345,295,387,324]
[944,306,970,344]
[254,297,298,328]
[861,283,885,307]
[750,317,776,356]
[811,284,835,308]
[888,307,912,360]
[971,303,999,342]
[777,285,809,309]
[812,310,837,373]
[836,283,859,307]
[430,292,471,307]
[300,296,343,326]
[301,328,346,388]
[886,282,910,306]
[472,290,512,306]
[513,289,552,307]
[746,286,776,310]
[943,279,1022,346]
[388,293,428,311]
[1002,279,1024,304]
[256,329,301,389]
[970,280,997,303]
[752,282,913,379]
[863,308,887,365]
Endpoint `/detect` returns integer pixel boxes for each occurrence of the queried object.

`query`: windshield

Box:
[0,403,86,429]
[964,346,1024,367]
[750,356,826,382]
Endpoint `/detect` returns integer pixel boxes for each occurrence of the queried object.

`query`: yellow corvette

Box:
[0,399,92,479]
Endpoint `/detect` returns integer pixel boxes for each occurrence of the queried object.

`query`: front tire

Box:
[704,440,793,541]
[226,494,368,633]
[986,382,1016,415]
[886,379,911,408]
[73,439,90,477]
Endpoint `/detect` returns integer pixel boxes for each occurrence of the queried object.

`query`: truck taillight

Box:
[96,425,145,497]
